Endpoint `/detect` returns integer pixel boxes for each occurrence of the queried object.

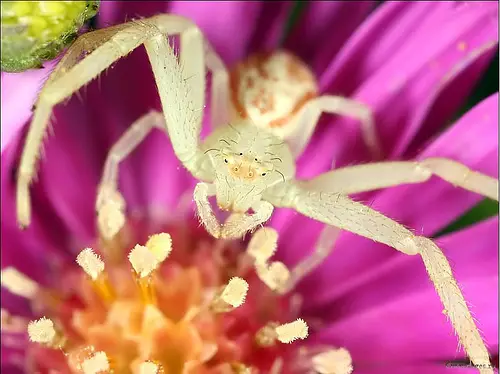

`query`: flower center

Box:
[229,50,318,139]
[2,216,352,374]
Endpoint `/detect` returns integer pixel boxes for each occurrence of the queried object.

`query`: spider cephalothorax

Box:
[202,120,295,213]
[14,14,499,373]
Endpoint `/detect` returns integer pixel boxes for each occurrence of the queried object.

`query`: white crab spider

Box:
[14,15,498,372]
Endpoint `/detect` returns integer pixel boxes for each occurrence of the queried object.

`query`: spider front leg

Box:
[268,182,493,373]
[303,158,499,200]
[15,14,226,228]
[193,183,222,238]
[288,95,382,159]
[283,157,499,288]
[221,201,274,239]
[193,183,274,240]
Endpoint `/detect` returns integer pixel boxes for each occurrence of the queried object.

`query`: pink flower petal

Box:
[313,275,497,365]
[168,1,270,65]
[128,130,196,220]
[320,2,453,95]
[348,363,481,374]
[306,216,498,317]
[368,92,498,238]
[1,344,26,374]
[1,133,74,258]
[284,1,374,77]
[1,61,57,152]
[273,93,498,283]
[319,1,498,159]
[246,2,293,54]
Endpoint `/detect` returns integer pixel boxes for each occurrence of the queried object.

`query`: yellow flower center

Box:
[2,217,352,373]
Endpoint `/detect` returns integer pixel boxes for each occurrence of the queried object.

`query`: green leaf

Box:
[435,198,499,237]
[1,1,99,72]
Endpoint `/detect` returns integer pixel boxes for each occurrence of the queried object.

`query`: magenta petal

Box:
[98,1,169,27]
[169,1,265,65]
[275,94,497,308]
[34,120,100,244]
[306,217,498,317]
[1,133,75,259]
[129,129,196,219]
[320,2,453,95]
[367,92,498,238]
[346,363,480,374]
[284,1,374,77]
[320,1,498,158]
[1,61,56,152]
[1,340,26,374]
[247,2,293,54]
[313,275,497,365]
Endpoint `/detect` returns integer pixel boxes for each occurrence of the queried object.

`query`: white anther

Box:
[139,361,160,374]
[145,233,172,262]
[1,267,39,299]
[128,245,160,278]
[221,277,248,308]
[247,227,278,263]
[27,317,56,344]
[76,248,105,280]
[275,318,308,343]
[81,351,110,374]
[312,348,353,374]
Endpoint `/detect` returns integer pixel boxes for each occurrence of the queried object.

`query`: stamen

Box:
[145,233,173,262]
[139,361,161,374]
[211,277,249,313]
[27,317,64,348]
[275,318,308,344]
[81,351,110,374]
[76,248,105,281]
[247,227,278,263]
[255,261,290,293]
[312,348,353,374]
[1,267,39,299]
[128,245,161,305]
[129,245,159,278]
[76,248,114,303]
[221,277,249,308]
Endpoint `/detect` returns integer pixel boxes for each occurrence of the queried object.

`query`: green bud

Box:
[1,1,99,72]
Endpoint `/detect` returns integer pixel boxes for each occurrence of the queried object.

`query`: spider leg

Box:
[303,158,499,201]
[16,14,218,229]
[204,40,230,128]
[281,224,341,294]
[95,111,165,239]
[193,183,222,238]
[287,95,381,159]
[16,22,145,228]
[269,182,493,373]
[279,158,498,290]
[220,201,274,239]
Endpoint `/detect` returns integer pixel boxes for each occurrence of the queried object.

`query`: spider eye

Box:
[248,171,254,177]
[224,159,228,163]
[239,153,243,156]
[254,158,258,161]
[234,167,239,172]
[261,173,266,176]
